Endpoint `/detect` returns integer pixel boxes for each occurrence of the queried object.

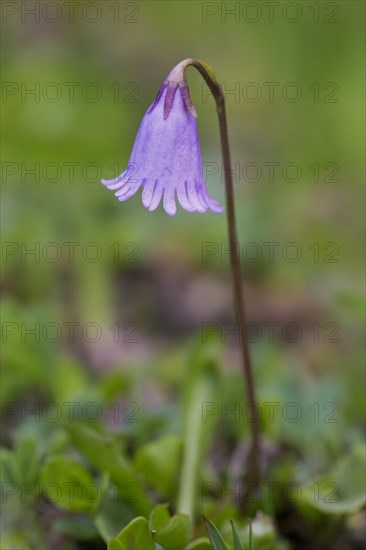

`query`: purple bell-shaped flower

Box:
[101,69,224,216]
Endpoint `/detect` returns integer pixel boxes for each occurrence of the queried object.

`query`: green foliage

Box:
[94,486,136,542]
[301,444,366,515]
[230,520,244,550]
[106,504,191,550]
[1,436,40,487]
[203,515,274,550]
[149,503,190,549]
[203,516,228,550]
[67,422,152,516]
[134,435,183,499]
[185,538,212,549]
[107,517,154,550]
[241,515,275,550]
[40,455,96,512]
[177,339,220,518]
[2,342,365,549]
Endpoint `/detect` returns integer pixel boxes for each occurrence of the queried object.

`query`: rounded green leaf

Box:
[134,435,182,499]
[40,455,95,512]
[149,504,190,550]
[107,516,154,550]
[149,503,171,532]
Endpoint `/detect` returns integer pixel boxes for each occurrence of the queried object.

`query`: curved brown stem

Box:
[171,58,261,497]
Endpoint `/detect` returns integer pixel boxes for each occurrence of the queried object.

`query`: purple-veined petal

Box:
[142,179,158,209]
[186,179,207,212]
[148,180,165,212]
[148,83,166,114]
[176,181,196,212]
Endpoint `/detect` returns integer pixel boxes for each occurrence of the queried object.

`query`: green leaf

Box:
[50,356,90,402]
[230,520,244,550]
[149,503,171,532]
[40,455,95,512]
[67,422,151,515]
[14,436,40,486]
[153,514,190,550]
[0,448,15,484]
[149,503,190,550]
[177,340,220,518]
[242,514,275,550]
[302,444,366,514]
[53,515,98,540]
[185,537,212,549]
[248,519,253,550]
[134,435,182,499]
[0,437,41,505]
[98,370,131,402]
[94,493,135,542]
[107,516,154,550]
[203,516,228,550]
[0,529,44,550]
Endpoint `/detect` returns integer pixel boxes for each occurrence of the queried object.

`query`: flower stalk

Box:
[173,58,261,495]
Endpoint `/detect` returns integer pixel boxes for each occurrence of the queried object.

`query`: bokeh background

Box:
[1,1,365,549]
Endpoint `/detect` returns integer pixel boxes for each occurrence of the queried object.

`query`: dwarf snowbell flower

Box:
[102,59,260,494]
[101,62,224,216]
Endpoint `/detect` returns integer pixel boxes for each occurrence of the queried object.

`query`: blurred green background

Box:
[1,1,365,549]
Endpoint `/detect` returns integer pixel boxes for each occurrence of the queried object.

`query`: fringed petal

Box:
[176,181,196,212]
[141,179,158,209]
[116,178,145,202]
[148,180,165,212]
[101,83,224,215]
[163,186,177,216]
